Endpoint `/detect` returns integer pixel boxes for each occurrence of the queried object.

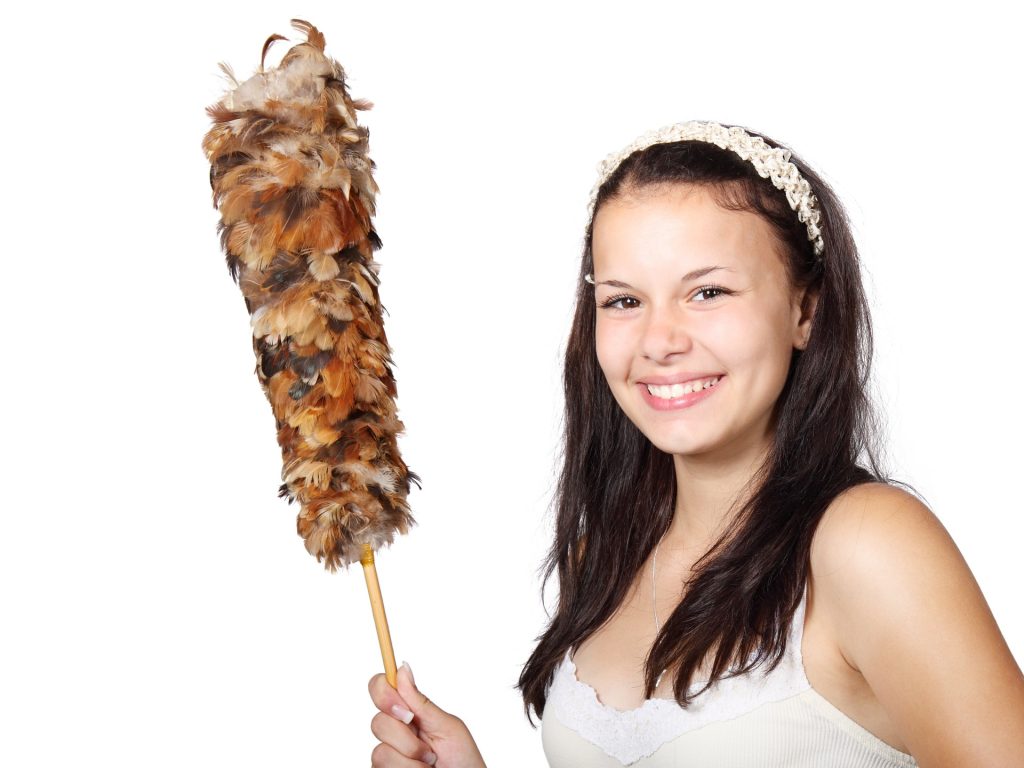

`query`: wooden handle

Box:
[360,544,398,688]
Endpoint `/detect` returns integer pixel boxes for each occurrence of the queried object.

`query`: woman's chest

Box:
[570,569,909,754]
[571,604,674,709]
[570,563,701,710]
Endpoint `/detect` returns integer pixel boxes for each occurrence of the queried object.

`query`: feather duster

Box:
[202,19,419,574]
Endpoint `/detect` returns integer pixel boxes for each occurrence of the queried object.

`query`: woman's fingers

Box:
[368,672,415,722]
[370,712,437,766]
[393,662,455,736]
[370,740,437,767]
[368,672,436,764]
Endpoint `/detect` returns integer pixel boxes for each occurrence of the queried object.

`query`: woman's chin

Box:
[645,433,719,457]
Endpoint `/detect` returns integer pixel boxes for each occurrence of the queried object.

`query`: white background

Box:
[2,1,1021,765]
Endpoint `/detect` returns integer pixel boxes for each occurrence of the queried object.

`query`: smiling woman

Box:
[366,122,1024,767]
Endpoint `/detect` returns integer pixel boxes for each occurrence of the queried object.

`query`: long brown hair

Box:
[516,125,915,723]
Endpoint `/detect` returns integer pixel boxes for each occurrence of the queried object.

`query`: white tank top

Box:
[541,584,918,766]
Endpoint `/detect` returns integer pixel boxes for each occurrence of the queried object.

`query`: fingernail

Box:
[401,660,416,687]
[423,752,437,766]
[390,704,414,725]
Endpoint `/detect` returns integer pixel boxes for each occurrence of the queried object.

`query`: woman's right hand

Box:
[368,661,487,767]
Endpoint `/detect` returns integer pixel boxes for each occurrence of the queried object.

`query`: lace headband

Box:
[587,121,825,258]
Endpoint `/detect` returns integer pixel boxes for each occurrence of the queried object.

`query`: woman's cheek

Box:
[595,323,630,377]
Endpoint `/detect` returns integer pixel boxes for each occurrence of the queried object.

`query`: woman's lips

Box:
[638,375,723,411]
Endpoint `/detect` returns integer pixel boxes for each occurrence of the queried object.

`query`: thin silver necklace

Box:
[652,537,667,688]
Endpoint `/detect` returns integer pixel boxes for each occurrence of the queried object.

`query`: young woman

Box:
[367,122,1024,767]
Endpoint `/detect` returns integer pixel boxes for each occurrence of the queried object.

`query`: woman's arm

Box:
[813,483,1024,767]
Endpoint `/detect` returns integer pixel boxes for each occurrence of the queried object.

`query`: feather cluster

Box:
[202,19,418,571]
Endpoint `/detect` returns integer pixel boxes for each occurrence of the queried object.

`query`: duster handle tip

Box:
[360,543,375,566]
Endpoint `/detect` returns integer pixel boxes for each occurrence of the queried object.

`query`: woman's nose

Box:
[641,303,693,361]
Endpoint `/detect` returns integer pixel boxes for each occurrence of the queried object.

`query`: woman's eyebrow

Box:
[595,265,734,288]
[680,265,734,282]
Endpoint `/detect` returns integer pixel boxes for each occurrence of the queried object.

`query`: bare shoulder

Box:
[808,481,951,672]
[809,481,1024,766]
[810,482,945,586]
[810,480,992,653]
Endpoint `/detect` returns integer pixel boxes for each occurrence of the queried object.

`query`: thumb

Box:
[395,661,450,733]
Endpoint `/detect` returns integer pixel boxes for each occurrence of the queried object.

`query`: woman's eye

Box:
[692,285,728,302]
[599,294,640,311]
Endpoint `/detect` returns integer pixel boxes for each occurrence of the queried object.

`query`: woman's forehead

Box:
[591,186,789,279]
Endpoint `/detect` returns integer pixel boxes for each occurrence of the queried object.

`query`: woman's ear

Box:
[793,287,818,350]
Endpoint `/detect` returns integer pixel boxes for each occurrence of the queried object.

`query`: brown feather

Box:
[290,19,326,52]
[261,34,288,71]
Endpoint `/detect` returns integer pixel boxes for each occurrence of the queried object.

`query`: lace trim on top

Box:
[547,585,812,765]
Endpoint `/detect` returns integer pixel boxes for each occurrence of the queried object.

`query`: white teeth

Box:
[646,376,720,399]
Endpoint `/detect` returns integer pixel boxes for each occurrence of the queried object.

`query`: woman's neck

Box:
[664,437,770,552]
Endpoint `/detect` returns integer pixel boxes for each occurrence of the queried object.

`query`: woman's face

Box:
[591,183,815,460]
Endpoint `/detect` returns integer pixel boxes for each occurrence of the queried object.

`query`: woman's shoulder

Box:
[808,480,945,660]
[808,480,957,651]
[808,481,1024,763]
[818,480,935,532]
[810,481,942,577]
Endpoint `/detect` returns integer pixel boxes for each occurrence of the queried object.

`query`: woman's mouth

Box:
[638,375,723,411]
